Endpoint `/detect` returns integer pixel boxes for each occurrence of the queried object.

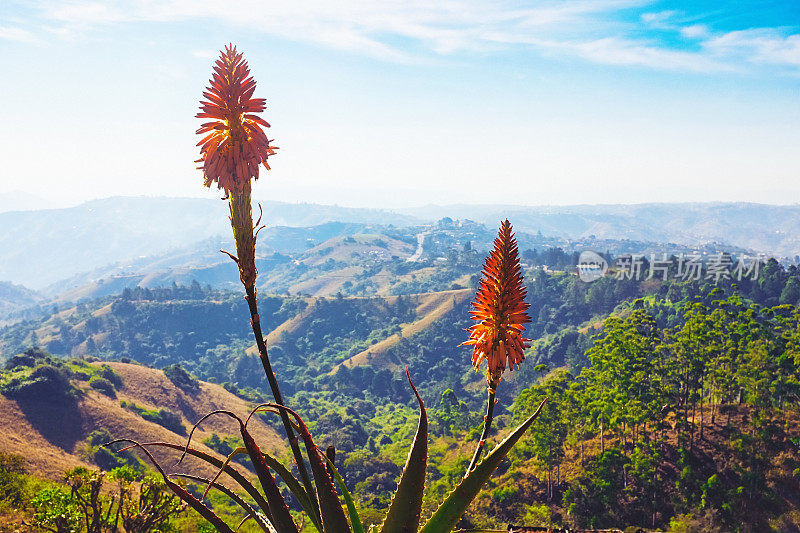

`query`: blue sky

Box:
[1,0,798,209]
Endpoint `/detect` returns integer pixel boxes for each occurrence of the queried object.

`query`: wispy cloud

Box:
[705,29,800,68]
[571,37,732,72]
[0,25,36,43]
[680,24,710,39]
[21,0,800,73]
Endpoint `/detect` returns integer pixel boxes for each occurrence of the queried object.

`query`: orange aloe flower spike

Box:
[196,44,277,193]
[461,219,531,381]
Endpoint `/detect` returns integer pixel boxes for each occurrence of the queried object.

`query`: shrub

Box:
[202,433,250,467]
[4,354,36,370]
[162,364,199,394]
[89,376,116,397]
[96,364,123,388]
[1,364,76,400]
[86,429,143,472]
[109,467,184,531]
[142,409,185,435]
[72,370,91,381]
[0,452,27,506]
[121,401,186,435]
[31,487,81,532]
[492,484,520,505]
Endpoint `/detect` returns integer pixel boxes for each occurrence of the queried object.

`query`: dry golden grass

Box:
[332,288,472,372]
[0,362,284,482]
[245,297,318,356]
[290,265,362,297]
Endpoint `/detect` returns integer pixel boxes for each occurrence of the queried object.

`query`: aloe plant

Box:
[109,371,546,532]
[104,45,550,532]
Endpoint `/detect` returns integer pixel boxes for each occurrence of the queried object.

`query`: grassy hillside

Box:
[0,355,283,483]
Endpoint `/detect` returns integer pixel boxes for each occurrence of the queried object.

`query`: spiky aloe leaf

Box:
[322,451,365,533]
[177,409,298,533]
[293,417,351,533]
[380,370,428,533]
[256,403,351,533]
[135,441,272,517]
[419,398,547,533]
[239,421,300,533]
[174,473,276,533]
[201,446,249,500]
[106,440,235,533]
[261,451,321,529]
[167,480,236,533]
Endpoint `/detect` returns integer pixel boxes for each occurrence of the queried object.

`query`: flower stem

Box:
[228,185,318,512]
[244,283,318,513]
[466,384,497,475]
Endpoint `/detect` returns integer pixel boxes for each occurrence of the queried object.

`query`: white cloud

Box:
[31,0,644,60]
[641,10,676,26]
[0,26,36,43]
[24,0,800,73]
[705,29,800,68]
[571,37,732,72]
[680,24,709,39]
[191,49,216,60]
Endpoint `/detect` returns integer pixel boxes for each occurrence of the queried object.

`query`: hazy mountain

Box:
[41,222,381,299]
[399,202,800,258]
[3,196,798,292]
[0,281,42,318]
[0,197,418,289]
[0,191,55,213]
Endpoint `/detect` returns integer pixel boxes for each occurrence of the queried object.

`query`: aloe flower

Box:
[196,44,277,290]
[195,44,319,514]
[463,219,530,473]
[463,219,531,384]
[196,44,276,194]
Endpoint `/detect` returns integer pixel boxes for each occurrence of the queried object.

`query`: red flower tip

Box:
[461,219,530,379]
[196,44,277,192]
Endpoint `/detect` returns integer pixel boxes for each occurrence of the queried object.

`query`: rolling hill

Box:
[2,196,797,298]
[0,360,283,482]
[400,202,800,258]
[0,282,42,320]
[0,197,419,289]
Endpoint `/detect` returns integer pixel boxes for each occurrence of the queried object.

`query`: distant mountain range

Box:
[398,202,800,257]
[0,197,415,289]
[0,282,42,319]
[2,196,799,293]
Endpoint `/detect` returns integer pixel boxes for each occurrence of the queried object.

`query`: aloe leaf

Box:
[106,439,235,533]
[174,473,276,533]
[322,452,365,533]
[419,398,547,533]
[262,403,352,533]
[203,446,249,500]
[239,423,300,533]
[295,421,351,533]
[261,451,321,530]
[177,408,294,529]
[168,479,236,533]
[135,441,272,519]
[380,369,428,533]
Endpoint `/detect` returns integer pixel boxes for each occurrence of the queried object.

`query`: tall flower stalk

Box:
[195,44,317,509]
[462,219,531,473]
